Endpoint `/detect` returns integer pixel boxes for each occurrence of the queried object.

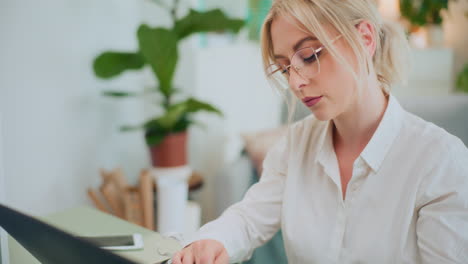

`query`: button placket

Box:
[347,159,366,204]
[331,208,347,258]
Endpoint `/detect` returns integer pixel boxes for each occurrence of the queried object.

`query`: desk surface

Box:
[8,206,182,264]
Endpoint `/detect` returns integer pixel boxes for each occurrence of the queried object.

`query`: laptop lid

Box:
[0,203,167,264]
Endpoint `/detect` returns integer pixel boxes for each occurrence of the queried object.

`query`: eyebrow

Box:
[274,36,318,59]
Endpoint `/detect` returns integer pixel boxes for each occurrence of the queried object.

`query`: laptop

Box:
[0,203,170,264]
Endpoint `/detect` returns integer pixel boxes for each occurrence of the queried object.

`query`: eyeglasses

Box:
[267,35,342,89]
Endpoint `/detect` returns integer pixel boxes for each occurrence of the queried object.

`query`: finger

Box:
[195,250,215,264]
[214,250,229,264]
[172,252,183,264]
[182,249,195,264]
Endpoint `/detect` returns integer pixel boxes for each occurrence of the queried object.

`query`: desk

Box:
[8,206,182,264]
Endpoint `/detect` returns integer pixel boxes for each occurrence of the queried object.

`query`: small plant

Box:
[400,0,448,26]
[93,0,244,147]
[456,64,468,93]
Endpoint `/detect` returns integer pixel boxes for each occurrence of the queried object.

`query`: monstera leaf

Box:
[93,52,145,79]
[137,25,178,97]
[174,9,244,40]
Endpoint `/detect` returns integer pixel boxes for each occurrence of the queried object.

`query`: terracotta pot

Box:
[149,131,188,167]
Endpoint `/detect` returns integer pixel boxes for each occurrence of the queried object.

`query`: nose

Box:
[288,67,309,92]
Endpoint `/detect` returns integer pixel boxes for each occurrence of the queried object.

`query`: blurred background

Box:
[0,0,467,262]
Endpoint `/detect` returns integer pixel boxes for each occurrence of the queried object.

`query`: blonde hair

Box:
[260,0,410,124]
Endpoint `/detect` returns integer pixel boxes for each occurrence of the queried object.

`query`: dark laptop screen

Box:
[0,203,139,264]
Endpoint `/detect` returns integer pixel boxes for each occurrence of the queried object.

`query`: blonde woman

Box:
[172,0,468,263]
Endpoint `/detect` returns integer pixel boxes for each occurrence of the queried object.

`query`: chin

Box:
[311,109,333,121]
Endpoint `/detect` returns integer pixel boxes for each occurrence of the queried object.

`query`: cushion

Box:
[241,126,288,176]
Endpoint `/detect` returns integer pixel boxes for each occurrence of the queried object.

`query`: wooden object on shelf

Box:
[88,168,156,230]
[86,188,111,214]
[122,186,144,227]
[139,170,155,230]
[188,172,204,191]
[99,172,125,219]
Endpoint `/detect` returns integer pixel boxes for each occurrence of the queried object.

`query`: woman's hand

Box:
[171,239,229,264]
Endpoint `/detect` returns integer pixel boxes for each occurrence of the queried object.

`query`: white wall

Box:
[0,0,276,226]
[188,42,283,222]
[0,0,154,216]
[0,113,9,264]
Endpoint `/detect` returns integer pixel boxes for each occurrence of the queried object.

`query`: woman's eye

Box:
[303,53,316,63]
[303,49,322,63]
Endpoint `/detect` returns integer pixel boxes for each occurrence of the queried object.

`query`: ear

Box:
[356,20,377,58]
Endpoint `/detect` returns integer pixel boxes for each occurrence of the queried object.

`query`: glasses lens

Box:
[266,64,289,90]
[291,47,320,79]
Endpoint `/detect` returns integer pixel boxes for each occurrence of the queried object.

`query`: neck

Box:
[332,76,388,153]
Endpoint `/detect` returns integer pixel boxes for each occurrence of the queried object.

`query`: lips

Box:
[302,96,323,107]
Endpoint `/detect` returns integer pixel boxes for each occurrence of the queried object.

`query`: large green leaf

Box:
[174,9,245,40]
[137,25,178,97]
[93,52,145,79]
[182,98,223,115]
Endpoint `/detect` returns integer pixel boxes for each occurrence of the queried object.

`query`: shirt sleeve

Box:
[416,137,468,263]
[182,133,290,263]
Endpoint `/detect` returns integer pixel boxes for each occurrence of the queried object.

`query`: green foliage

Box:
[92,2,244,146]
[456,64,468,93]
[400,0,449,26]
[102,91,139,97]
[142,98,222,146]
[137,26,178,97]
[246,0,272,41]
[93,52,145,78]
[174,9,244,40]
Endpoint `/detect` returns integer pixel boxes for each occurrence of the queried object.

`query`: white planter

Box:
[151,166,191,236]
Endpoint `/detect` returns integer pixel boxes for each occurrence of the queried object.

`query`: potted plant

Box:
[399,0,463,47]
[93,0,244,168]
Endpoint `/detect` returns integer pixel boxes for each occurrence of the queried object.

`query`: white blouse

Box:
[183,95,468,263]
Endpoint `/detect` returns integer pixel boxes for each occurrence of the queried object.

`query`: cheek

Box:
[313,54,357,119]
[319,54,356,99]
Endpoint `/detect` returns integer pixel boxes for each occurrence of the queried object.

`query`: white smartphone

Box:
[77,233,144,251]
